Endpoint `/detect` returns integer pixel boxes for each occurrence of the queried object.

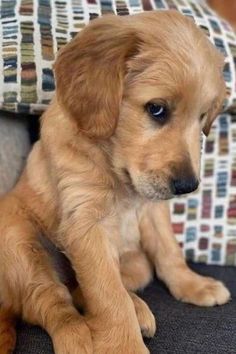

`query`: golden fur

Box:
[0,11,230,354]
[208,0,236,29]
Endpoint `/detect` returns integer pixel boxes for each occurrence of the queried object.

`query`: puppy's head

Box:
[54,11,225,200]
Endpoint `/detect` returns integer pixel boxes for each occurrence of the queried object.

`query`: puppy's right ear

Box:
[54,16,139,138]
[202,79,226,136]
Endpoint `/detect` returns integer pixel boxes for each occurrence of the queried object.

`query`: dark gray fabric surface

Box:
[14,263,236,354]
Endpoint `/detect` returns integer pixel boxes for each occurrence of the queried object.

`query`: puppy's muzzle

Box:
[170,176,199,195]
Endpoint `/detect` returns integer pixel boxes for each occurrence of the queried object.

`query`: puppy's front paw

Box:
[93,334,149,354]
[138,303,156,338]
[171,272,231,307]
[88,320,149,354]
[53,317,93,354]
[131,293,156,338]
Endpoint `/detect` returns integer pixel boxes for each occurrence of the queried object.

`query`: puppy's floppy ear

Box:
[203,76,226,137]
[54,15,139,138]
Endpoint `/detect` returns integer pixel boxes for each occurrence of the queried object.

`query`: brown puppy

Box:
[0,11,230,354]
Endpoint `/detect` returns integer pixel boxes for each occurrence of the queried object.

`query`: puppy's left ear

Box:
[54,15,140,138]
[203,78,226,137]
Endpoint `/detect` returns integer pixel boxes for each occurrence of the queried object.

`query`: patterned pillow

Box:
[0,0,236,114]
[171,113,236,266]
[1,0,236,267]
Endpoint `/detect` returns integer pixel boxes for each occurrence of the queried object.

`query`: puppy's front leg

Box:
[58,199,148,353]
[139,201,230,307]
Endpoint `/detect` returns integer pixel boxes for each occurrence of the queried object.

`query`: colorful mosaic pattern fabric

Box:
[172,114,236,266]
[1,0,236,266]
[0,0,236,114]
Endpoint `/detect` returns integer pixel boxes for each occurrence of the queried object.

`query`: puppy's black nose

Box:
[171,177,199,195]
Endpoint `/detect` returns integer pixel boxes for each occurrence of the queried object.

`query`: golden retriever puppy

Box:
[0,10,230,354]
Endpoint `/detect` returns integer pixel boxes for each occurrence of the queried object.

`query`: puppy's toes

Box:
[171,273,231,307]
[130,293,156,338]
[139,308,156,338]
[191,278,231,307]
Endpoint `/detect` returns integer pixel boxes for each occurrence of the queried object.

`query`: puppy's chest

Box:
[118,201,142,254]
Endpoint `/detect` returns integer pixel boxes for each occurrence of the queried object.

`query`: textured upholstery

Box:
[14,263,236,354]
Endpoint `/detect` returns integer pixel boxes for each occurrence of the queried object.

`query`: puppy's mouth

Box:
[122,168,174,200]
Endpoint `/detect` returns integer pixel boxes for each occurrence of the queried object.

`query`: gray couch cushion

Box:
[14,263,236,354]
[0,112,30,196]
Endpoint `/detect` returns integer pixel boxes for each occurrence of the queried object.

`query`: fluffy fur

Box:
[0,11,230,354]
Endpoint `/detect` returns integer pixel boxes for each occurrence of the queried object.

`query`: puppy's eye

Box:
[145,102,169,123]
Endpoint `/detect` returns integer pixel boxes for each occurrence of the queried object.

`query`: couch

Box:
[0,112,233,353]
[0,0,236,353]
[14,261,236,353]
